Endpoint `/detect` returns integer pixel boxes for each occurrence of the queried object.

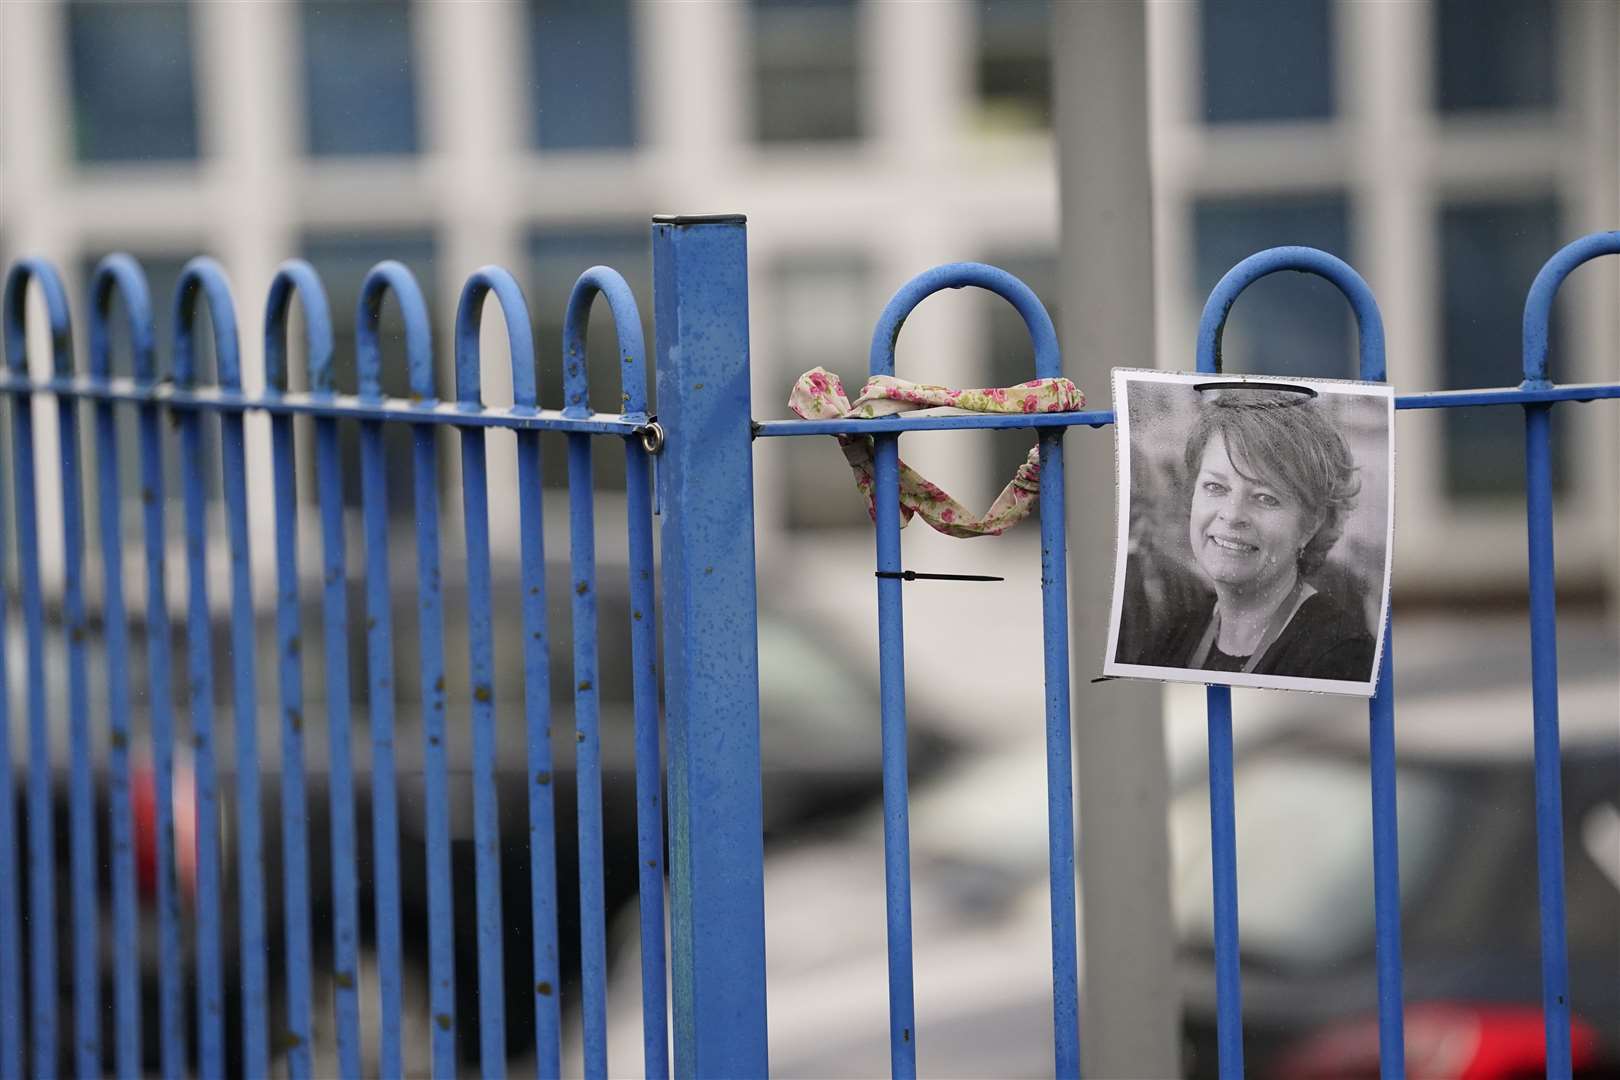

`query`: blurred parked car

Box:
[1177,721,1620,1079]
[11,543,952,1073]
[593,671,1618,1078]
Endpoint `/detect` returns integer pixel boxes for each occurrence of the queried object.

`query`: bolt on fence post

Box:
[651,213,770,1077]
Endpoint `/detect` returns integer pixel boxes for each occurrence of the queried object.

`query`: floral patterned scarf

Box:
[787,366,1085,538]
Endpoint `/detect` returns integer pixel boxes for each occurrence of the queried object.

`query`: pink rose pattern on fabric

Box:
[786,366,1084,538]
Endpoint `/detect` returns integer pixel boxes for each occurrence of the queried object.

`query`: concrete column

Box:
[1054,3,1180,1076]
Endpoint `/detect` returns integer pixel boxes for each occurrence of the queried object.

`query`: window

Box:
[299,232,437,516]
[773,254,872,529]
[974,0,1051,133]
[301,1,420,157]
[1192,195,1354,379]
[751,0,861,143]
[67,1,199,162]
[1439,198,1566,499]
[1200,0,1334,124]
[527,227,653,491]
[527,0,636,150]
[1435,0,1556,114]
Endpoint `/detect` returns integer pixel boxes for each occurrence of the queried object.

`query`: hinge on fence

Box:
[634,418,665,515]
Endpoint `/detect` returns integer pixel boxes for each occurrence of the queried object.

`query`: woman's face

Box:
[1188,432,1319,593]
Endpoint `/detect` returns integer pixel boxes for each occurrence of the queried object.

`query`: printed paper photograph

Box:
[1103,369,1395,697]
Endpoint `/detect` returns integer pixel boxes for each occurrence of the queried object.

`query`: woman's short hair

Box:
[1183,390,1361,577]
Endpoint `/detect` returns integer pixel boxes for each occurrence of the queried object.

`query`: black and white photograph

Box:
[1104,369,1395,697]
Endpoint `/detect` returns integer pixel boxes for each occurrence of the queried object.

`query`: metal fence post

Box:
[652,213,770,1077]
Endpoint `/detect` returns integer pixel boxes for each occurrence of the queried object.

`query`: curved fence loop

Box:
[563,265,649,420]
[869,261,1060,380]
[3,259,75,376]
[455,266,537,409]
[358,261,434,402]
[89,255,157,381]
[1521,230,1620,387]
[172,257,242,389]
[1196,246,1386,381]
[263,260,335,395]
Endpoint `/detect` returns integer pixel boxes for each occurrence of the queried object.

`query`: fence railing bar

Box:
[756,381,1620,439]
[360,408,405,1077]
[0,374,641,434]
[0,262,64,1080]
[625,432,669,1080]
[1037,428,1082,1080]
[871,433,919,1079]
[454,269,517,1078]
[4,264,60,1079]
[1519,231,1619,1077]
[134,292,187,1080]
[54,294,101,1078]
[554,292,610,1079]
[1204,691,1244,1080]
[312,368,364,1079]
[210,272,272,1080]
[88,256,147,1079]
[1525,400,1572,1079]
[173,258,240,1077]
[1367,633,1405,1079]
[0,395,19,1080]
[516,417,562,1080]
[574,263,672,1080]
[355,260,460,1076]
[1195,246,1411,1077]
[264,260,326,1080]
[8,372,1614,438]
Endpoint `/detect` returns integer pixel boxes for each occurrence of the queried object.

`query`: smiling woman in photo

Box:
[1135,388,1376,681]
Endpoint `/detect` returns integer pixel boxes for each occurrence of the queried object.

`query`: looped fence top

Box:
[456,266,535,409]
[264,259,335,395]
[89,255,157,381]
[3,259,74,377]
[358,261,434,402]
[1197,246,1385,381]
[173,257,241,389]
[563,265,649,422]
[788,366,1084,538]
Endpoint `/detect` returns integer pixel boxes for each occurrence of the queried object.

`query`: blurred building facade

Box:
[0,0,1615,601]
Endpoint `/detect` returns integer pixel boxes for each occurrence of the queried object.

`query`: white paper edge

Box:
[1099,367,1396,700]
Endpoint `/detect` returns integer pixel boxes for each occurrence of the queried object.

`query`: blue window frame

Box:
[1192,195,1354,378]
[527,0,636,150]
[1200,0,1335,124]
[975,0,1051,132]
[751,0,861,143]
[1435,0,1557,113]
[67,1,199,163]
[1440,198,1567,498]
[301,1,420,157]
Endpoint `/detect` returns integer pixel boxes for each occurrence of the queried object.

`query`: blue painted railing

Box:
[0,218,1615,1079]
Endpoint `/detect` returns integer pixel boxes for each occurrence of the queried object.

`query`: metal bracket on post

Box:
[651,213,770,1078]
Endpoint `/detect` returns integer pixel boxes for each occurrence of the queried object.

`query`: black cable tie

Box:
[874,570,1004,583]
[1193,379,1318,399]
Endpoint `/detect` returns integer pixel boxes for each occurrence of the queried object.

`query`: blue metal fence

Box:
[0,217,1615,1079]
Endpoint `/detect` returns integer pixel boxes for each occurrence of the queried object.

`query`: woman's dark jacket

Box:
[1133,588,1376,682]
